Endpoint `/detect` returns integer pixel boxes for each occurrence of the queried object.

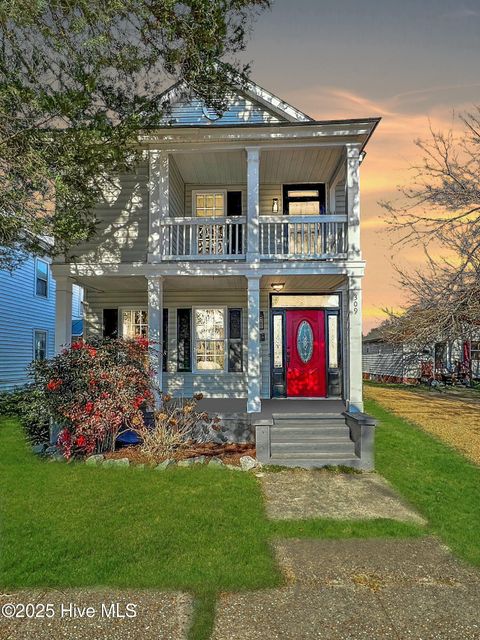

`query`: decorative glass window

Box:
[122,310,148,338]
[34,330,47,361]
[297,321,314,364]
[271,294,340,309]
[194,308,226,371]
[273,315,284,368]
[35,259,49,298]
[328,315,339,368]
[193,191,226,217]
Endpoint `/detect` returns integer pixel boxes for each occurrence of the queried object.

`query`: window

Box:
[328,314,339,369]
[35,259,49,297]
[34,330,47,361]
[177,309,192,372]
[193,191,226,217]
[122,310,148,338]
[471,341,480,361]
[283,184,326,215]
[194,308,226,371]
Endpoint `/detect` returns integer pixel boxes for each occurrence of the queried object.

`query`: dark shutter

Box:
[228,308,243,372]
[103,309,118,338]
[162,308,168,372]
[227,191,242,216]
[177,308,192,372]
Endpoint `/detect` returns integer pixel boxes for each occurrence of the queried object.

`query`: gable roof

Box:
[158,77,313,127]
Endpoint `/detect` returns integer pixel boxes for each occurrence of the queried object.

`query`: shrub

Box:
[0,387,50,444]
[136,393,221,461]
[30,338,154,458]
[0,388,24,417]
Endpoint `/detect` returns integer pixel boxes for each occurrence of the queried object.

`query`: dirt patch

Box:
[105,442,256,466]
[365,385,480,465]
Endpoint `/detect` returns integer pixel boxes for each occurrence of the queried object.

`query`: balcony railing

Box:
[259,215,348,259]
[160,215,348,260]
[162,217,246,260]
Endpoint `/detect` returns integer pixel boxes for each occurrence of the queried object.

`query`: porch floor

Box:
[197,398,346,419]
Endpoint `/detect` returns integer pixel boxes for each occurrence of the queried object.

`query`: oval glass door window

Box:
[297,320,314,364]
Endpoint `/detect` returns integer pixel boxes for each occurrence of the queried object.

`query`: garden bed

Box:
[105,442,256,467]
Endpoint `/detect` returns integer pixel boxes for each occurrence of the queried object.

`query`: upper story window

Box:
[193,191,226,217]
[35,258,49,298]
[283,183,326,215]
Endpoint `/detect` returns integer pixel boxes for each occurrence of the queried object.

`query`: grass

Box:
[367,398,480,566]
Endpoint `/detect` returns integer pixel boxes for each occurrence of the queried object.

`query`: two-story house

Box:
[51,79,379,468]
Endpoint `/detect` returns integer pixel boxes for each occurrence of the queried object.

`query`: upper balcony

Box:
[148,143,361,264]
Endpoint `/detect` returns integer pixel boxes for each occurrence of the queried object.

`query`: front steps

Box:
[255,412,376,470]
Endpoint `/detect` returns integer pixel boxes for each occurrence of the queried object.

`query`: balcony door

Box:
[285,309,326,397]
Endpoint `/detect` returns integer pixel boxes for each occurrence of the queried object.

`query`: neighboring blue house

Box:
[0,248,83,391]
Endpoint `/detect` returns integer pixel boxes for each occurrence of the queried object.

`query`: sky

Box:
[240,0,480,332]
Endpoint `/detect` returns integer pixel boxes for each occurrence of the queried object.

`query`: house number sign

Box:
[352,292,359,315]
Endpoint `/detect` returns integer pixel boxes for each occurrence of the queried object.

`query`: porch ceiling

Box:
[172,146,343,185]
[76,274,346,293]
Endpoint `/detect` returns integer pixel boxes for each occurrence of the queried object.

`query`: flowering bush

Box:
[31,338,154,459]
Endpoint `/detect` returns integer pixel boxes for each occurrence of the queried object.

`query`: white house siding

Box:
[0,255,56,390]
[67,162,149,264]
[162,94,284,127]
[335,181,346,215]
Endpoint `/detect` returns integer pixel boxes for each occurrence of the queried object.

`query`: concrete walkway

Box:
[261,471,426,524]
[213,538,480,639]
[0,589,191,640]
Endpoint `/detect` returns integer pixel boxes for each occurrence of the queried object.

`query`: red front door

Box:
[286,309,326,397]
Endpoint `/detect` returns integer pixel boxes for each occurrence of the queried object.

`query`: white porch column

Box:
[246,147,260,262]
[346,144,361,259]
[247,274,261,413]
[146,275,164,403]
[148,150,169,261]
[347,275,363,412]
[54,276,73,353]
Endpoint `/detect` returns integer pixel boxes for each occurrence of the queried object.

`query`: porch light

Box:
[271,282,285,293]
[272,198,279,213]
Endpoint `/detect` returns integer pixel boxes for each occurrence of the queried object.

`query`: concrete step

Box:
[271,440,355,455]
[273,413,345,422]
[272,420,347,429]
[271,426,351,440]
[267,456,363,469]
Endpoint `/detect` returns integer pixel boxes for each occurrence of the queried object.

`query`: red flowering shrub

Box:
[31,338,154,459]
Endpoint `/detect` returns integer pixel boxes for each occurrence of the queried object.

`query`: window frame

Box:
[119,307,149,339]
[33,329,48,361]
[192,189,227,218]
[34,258,49,298]
[193,306,228,373]
[282,183,326,216]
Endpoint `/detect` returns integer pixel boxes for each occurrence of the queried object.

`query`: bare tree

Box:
[379,109,480,381]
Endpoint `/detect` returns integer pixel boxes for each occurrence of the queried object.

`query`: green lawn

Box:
[367,398,480,566]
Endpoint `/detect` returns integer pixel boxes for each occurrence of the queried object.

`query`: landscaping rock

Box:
[136,464,145,470]
[45,445,59,456]
[239,455,260,471]
[103,458,130,467]
[32,443,47,456]
[225,464,242,471]
[85,454,104,466]
[155,459,176,470]
[177,459,195,467]
[190,455,206,465]
[208,457,224,467]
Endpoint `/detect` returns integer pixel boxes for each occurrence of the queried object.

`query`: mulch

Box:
[104,442,256,466]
